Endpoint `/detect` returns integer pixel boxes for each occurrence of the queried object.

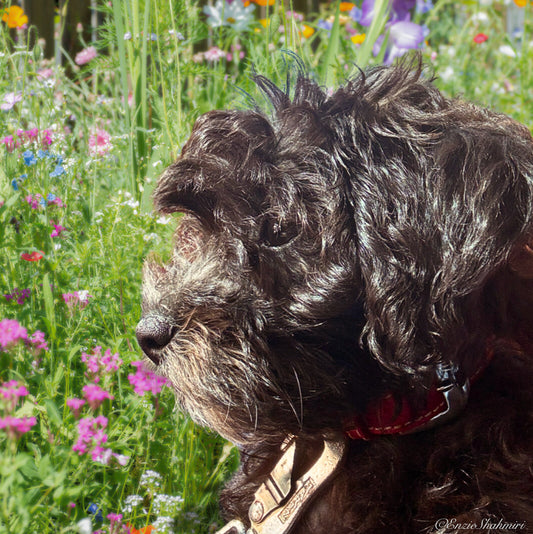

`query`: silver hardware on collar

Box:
[216,436,347,534]
[414,362,470,433]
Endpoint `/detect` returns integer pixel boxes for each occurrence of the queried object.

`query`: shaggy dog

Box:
[137,60,533,533]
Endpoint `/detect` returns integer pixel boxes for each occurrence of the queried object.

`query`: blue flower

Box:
[23,150,37,166]
[49,165,65,178]
[47,193,56,202]
[317,19,333,31]
[87,503,103,523]
[37,149,49,159]
[11,178,18,190]
[349,6,362,22]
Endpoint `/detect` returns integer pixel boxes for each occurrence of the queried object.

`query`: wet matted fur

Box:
[138,60,533,533]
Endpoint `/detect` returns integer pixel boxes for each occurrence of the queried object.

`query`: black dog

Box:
[137,60,533,533]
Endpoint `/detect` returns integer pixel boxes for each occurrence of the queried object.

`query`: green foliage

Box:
[0,0,531,533]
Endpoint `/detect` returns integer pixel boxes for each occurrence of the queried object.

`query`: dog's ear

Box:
[352,105,533,378]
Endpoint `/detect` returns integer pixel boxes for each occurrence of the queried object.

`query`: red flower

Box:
[21,251,44,262]
[473,33,488,44]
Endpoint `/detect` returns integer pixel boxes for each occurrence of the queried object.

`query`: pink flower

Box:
[63,291,92,312]
[0,380,29,411]
[82,383,114,410]
[50,222,66,238]
[0,135,16,152]
[204,46,226,62]
[88,128,112,156]
[128,361,168,396]
[75,46,97,66]
[72,415,109,457]
[0,415,36,438]
[0,319,28,350]
[81,346,121,382]
[41,129,53,146]
[67,397,86,417]
[25,194,44,209]
[27,330,48,354]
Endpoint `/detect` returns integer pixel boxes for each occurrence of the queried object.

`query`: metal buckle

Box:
[428,363,470,429]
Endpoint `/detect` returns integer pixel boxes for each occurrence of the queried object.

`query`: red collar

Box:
[345,349,493,440]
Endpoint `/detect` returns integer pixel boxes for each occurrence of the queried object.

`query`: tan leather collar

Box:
[216,436,347,534]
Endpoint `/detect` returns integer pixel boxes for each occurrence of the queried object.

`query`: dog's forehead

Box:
[183,109,277,162]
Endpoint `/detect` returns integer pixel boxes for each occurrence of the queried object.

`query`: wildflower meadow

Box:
[0,0,531,532]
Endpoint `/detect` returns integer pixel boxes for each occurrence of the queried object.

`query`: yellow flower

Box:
[259,18,270,28]
[302,24,315,38]
[340,2,356,11]
[351,33,366,45]
[2,5,28,29]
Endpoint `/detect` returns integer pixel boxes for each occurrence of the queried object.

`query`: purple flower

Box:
[1,92,22,111]
[360,0,377,26]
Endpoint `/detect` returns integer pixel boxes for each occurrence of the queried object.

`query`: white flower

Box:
[471,12,489,22]
[203,0,255,32]
[76,518,92,534]
[439,66,454,83]
[499,44,516,57]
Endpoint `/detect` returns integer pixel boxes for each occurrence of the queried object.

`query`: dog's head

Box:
[138,62,533,444]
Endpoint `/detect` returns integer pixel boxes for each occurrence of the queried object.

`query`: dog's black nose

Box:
[136,314,176,365]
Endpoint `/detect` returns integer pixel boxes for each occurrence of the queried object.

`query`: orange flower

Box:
[2,6,28,29]
[351,33,366,45]
[128,525,156,534]
[513,0,527,6]
[340,2,356,11]
[251,0,276,6]
[302,24,315,38]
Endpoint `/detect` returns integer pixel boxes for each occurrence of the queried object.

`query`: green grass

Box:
[0,0,531,532]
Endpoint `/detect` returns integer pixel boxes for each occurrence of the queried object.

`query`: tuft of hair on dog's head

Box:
[154,56,533,392]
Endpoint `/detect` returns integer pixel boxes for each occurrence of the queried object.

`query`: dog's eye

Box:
[260,216,296,247]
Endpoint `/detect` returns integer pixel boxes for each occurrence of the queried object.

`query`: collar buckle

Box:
[216,436,346,534]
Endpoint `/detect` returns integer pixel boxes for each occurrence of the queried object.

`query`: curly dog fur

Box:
[138,60,533,533]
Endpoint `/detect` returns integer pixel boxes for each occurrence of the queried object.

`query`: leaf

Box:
[354,0,390,70]
[42,273,56,341]
[320,0,342,88]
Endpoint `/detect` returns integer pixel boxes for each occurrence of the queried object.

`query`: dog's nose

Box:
[136,314,176,365]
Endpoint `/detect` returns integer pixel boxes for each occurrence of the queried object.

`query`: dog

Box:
[137,59,533,534]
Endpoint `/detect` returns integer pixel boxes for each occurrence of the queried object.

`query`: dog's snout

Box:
[136,314,176,365]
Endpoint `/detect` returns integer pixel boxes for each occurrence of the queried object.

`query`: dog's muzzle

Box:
[136,313,177,365]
